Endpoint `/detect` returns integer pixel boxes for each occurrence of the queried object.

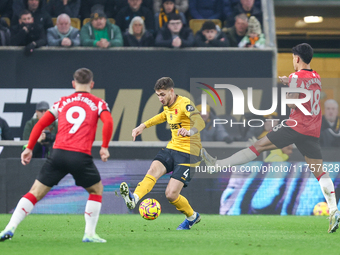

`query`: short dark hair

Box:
[167,13,182,22]
[73,68,93,84]
[154,77,174,90]
[292,43,313,64]
[19,10,31,19]
[202,21,216,31]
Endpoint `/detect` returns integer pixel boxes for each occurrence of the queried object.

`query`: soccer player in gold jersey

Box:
[120,77,205,230]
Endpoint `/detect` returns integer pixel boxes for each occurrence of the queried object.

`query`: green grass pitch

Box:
[1,214,340,255]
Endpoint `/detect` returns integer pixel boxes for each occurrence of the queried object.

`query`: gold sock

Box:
[134,174,156,200]
[170,195,194,217]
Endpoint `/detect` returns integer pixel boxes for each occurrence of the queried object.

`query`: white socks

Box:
[217,146,260,167]
[187,212,197,221]
[318,173,338,214]
[84,197,102,237]
[6,197,35,232]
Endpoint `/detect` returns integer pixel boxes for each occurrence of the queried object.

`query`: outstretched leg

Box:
[202,136,278,168]
[0,180,51,241]
[120,160,166,209]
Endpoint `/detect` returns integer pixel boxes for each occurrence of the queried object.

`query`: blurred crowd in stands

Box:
[0,0,265,50]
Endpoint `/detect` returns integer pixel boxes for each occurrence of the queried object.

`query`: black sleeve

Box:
[155,30,172,47]
[209,33,230,47]
[194,31,208,47]
[123,33,129,46]
[10,26,27,45]
[143,8,154,34]
[1,118,13,140]
[115,9,125,32]
[180,29,194,47]
[34,26,47,47]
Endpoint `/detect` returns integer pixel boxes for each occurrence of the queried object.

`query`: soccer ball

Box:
[313,202,329,216]
[139,198,161,220]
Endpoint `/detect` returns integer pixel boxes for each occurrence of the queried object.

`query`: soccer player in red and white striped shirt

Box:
[0,68,113,243]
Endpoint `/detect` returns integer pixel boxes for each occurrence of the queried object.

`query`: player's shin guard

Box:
[217,146,260,167]
[318,172,338,214]
[84,194,102,237]
[170,195,194,218]
[5,193,37,232]
[134,174,156,201]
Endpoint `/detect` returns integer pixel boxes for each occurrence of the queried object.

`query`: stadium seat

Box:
[52,17,81,30]
[83,18,115,26]
[189,19,222,35]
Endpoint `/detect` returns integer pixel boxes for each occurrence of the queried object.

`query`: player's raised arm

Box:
[99,110,113,162]
[22,111,56,165]
[132,123,146,141]
[133,112,167,141]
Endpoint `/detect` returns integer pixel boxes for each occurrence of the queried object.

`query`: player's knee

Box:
[253,140,266,153]
[165,190,178,202]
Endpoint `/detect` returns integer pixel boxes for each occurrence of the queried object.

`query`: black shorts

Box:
[37,149,101,188]
[154,148,201,187]
[267,125,322,159]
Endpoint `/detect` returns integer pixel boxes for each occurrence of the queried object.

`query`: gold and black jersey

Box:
[144,95,203,156]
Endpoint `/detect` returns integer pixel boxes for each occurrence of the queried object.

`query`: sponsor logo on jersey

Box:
[186,105,194,112]
[169,122,182,130]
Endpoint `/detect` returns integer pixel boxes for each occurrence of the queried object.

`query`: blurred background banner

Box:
[1,158,339,215]
[0,48,274,140]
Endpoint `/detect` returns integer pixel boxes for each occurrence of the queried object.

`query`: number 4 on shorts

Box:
[183,169,189,178]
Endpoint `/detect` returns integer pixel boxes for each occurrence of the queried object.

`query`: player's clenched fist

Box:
[99,147,110,162]
[21,148,33,165]
[279,76,289,85]
[177,128,190,137]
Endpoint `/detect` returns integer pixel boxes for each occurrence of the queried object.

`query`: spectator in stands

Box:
[238,16,265,48]
[80,0,115,20]
[155,13,193,48]
[189,0,223,20]
[12,0,53,30]
[12,0,47,19]
[115,0,154,35]
[11,10,46,54]
[23,101,58,158]
[225,13,248,47]
[0,0,13,19]
[154,0,186,32]
[47,13,80,46]
[197,104,233,143]
[114,0,153,17]
[0,117,13,140]
[46,0,80,18]
[229,0,262,27]
[123,16,154,46]
[0,19,11,45]
[80,6,123,48]
[194,20,229,47]
[320,99,340,147]
[154,0,188,14]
